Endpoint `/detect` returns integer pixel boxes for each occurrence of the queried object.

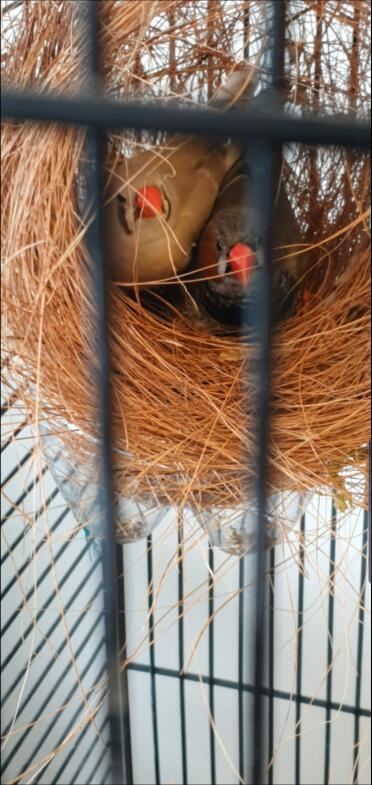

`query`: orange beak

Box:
[228,242,254,286]
[134,186,163,218]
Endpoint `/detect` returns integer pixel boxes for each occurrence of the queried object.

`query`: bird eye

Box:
[216,240,222,251]
[116,193,126,204]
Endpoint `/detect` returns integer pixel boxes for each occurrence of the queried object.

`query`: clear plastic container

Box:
[40,421,307,554]
[196,489,308,555]
[39,421,167,543]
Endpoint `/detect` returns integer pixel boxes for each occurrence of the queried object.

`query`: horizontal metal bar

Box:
[127,662,371,718]
[1,89,370,149]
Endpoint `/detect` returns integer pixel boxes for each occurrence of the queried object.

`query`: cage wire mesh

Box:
[1,396,371,784]
[1,1,371,784]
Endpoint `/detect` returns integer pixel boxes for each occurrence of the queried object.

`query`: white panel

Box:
[152,510,182,671]
[357,716,372,785]
[241,551,257,687]
[185,679,212,785]
[272,537,299,698]
[213,549,240,683]
[272,697,296,785]
[127,670,156,785]
[331,508,365,708]
[299,705,326,785]
[214,685,240,785]
[123,537,151,667]
[182,519,210,676]
[241,691,255,784]
[156,673,183,784]
[300,496,333,702]
[328,711,354,785]
[361,583,371,712]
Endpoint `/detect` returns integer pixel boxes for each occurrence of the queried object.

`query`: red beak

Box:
[228,243,254,286]
[134,186,163,218]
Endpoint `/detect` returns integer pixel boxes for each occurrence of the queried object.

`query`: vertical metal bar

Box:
[238,557,245,781]
[352,509,369,785]
[295,514,306,785]
[243,0,250,60]
[324,502,337,785]
[245,128,268,785]
[249,137,275,785]
[80,2,132,782]
[239,5,249,780]
[208,545,216,784]
[250,3,286,784]
[368,440,371,585]
[178,518,188,785]
[268,547,275,785]
[170,12,188,767]
[147,535,161,785]
[116,544,133,777]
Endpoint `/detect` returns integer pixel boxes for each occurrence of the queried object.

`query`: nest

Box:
[2,1,371,531]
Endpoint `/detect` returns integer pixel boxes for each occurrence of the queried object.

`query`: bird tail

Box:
[223,142,243,173]
[209,63,259,173]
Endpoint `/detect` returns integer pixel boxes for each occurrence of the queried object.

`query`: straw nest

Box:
[2,1,371,522]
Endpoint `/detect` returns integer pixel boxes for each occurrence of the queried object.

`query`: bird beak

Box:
[134,186,164,219]
[228,243,254,286]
